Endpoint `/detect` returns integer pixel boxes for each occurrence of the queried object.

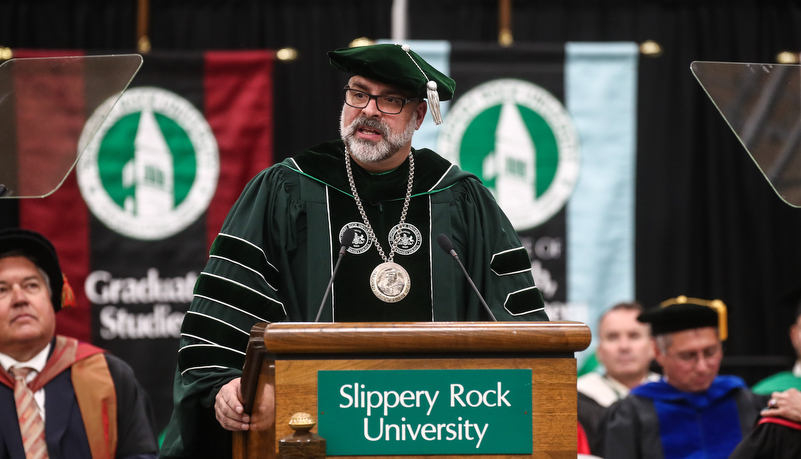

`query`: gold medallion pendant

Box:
[369,262,411,303]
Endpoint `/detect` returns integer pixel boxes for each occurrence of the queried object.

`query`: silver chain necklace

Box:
[344,146,414,303]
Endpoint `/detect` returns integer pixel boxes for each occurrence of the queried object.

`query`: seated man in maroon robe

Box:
[0,228,158,459]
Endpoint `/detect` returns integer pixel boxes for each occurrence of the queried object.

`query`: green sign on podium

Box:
[318,369,533,456]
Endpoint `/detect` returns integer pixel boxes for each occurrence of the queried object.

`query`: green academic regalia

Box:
[160,140,547,459]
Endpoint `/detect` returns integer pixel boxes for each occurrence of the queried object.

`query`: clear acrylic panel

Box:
[691,61,801,207]
[0,54,142,198]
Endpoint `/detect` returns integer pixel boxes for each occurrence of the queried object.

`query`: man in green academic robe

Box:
[160,43,548,459]
[752,304,801,395]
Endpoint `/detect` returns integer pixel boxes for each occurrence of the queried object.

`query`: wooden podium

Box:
[233,321,591,459]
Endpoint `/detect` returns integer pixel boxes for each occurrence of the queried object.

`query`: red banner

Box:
[12,49,274,432]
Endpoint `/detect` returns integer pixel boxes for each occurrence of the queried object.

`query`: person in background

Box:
[730,293,801,458]
[752,303,801,394]
[0,228,158,459]
[602,296,767,459]
[729,388,801,458]
[577,301,659,455]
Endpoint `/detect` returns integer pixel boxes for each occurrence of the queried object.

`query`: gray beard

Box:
[340,108,417,164]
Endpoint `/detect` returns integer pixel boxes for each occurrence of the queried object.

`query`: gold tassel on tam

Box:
[708,299,728,341]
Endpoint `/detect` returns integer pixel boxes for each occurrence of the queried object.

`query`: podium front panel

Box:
[275,356,576,458]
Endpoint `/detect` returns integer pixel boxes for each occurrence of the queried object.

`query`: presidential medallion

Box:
[344,147,416,304]
[370,262,411,303]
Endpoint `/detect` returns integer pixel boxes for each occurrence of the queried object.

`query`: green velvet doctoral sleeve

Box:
[179,165,298,374]
[445,176,548,321]
[161,165,304,459]
[159,366,241,459]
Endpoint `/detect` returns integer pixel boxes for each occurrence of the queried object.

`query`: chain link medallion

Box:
[369,262,411,303]
[345,147,414,303]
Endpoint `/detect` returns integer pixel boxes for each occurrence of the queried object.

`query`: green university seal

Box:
[77,87,219,240]
[437,79,580,230]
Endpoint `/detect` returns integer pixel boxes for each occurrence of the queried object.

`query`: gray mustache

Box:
[352,117,389,137]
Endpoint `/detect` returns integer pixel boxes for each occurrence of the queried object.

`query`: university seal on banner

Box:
[76,87,219,240]
[437,79,581,231]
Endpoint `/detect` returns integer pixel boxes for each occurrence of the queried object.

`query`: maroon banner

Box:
[204,51,274,248]
[11,49,274,433]
[15,49,93,342]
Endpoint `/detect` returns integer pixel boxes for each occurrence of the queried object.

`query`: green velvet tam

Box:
[328,43,455,101]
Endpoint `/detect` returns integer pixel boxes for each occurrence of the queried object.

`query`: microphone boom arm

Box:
[314,228,356,322]
[436,234,497,322]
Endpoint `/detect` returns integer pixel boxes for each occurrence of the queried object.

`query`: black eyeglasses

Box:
[343,87,417,115]
[667,343,723,365]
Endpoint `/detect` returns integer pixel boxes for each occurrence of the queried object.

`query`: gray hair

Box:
[654,334,672,354]
[654,328,720,354]
[598,301,649,332]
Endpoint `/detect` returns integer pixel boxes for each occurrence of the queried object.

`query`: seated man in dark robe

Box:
[602,296,767,459]
[729,387,801,458]
[0,228,158,458]
[577,301,658,455]
[752,303,801,395]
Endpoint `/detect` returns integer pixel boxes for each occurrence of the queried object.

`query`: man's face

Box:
[655,327,722,393]
[340,75,426,165]
[0,256,56,358]
[596,309,654,383]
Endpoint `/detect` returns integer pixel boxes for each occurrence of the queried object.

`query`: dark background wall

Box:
[3,0,801,383]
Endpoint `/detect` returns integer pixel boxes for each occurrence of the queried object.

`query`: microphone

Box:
[436,233,497,321]
[314,228,356,322]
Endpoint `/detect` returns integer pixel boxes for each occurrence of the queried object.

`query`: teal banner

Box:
[318,369,532,456]
[378,41,639,369]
